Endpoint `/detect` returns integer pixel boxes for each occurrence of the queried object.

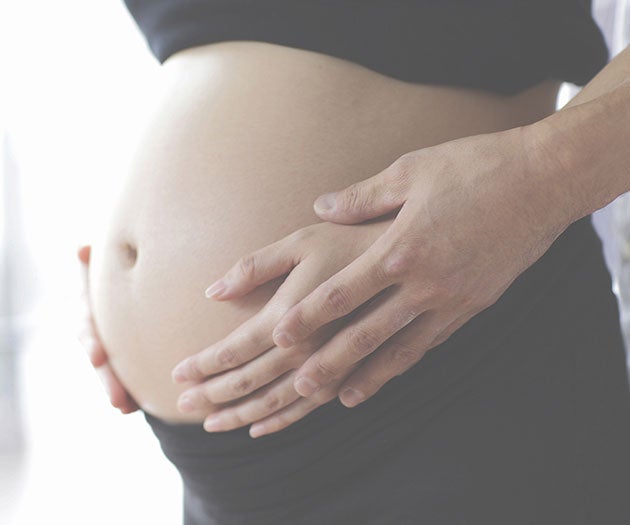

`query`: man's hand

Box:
[77,245,139,414]
[177,124,575,422]
[171,219,392,437]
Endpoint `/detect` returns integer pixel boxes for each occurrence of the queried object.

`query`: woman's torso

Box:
[87,40,562,422]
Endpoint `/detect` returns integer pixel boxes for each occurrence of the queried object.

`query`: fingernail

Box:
[295,376,320,397]
[340,387,365,408]
[205,279,226,299]
[313,192,336,213]
[177,395,194,413]
[171,361,188,383]
[273,329,296,347]
[204,415,222,432]
[250,423,266,438]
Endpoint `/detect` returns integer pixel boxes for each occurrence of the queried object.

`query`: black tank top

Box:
[123,0,608,95]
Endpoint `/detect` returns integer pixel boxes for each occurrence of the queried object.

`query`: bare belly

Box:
[88,41,560,423]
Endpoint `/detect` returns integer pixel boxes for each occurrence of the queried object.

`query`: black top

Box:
[123,0,608,95]
[120,4,630,524]
[142,218,630,524]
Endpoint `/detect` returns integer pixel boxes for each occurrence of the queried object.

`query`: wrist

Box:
[519,114,589,228]
[522,81,630,225]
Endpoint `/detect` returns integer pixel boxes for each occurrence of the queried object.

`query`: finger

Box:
[338,310,471,407]
[78,246,91,303]
[271,232,399,348]
[77,244,137,413]
[247,374,349,438]
[205,232,304,301]
[198,322,354,431]
[201,371,301,432]
[77,245,91,264]
[172,257,326,382]
[78,330,109,367]
[172,309,276,383]
[176,321,336,408]
[96,364,139,414]
[77,244,105,364]
[312,157,410,224]
[77,298,109,367]
[177,344,299,408]
[291,289,425,396]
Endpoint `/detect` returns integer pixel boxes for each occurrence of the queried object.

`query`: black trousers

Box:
[145,214,630,524]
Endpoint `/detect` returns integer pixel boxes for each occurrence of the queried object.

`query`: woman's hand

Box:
[175,124,576,424]
[77,245,139,414]
[171,218,394,436]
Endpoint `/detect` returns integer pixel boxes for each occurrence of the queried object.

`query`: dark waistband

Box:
[145,213,601,443]
[143,214,609,513]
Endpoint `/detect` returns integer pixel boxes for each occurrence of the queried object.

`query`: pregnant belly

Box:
[88,41,559,423]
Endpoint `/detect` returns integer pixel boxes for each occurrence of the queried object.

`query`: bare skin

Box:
[77,245,138,414]
[81,40,562,424]
[171,46,630,437]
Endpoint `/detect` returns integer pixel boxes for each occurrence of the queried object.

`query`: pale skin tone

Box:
[77,245,139,414]
[79,45,630,437]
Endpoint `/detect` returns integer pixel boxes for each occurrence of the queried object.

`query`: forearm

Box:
[525,45,630,225]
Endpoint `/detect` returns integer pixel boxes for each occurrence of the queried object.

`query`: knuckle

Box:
[288,307,312,336]
[392,153,417,182]
[228,374,253,395]
[346,326,381,357]
[226,411,246,428]
[384,153,422,198]
[322,284,353,316]
[389,342,421,369]
[198,386,215,406]
[236,254,257,280]
[382,246,414,279]
[263,394,281,412]
[314,358,337,379]
[341,184,363,211]
[187,357,205,379]
[216,347,237,367]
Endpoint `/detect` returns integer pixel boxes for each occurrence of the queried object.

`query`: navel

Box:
[119,240,138,268]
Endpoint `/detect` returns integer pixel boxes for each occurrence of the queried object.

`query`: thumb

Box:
[313,163,407,224]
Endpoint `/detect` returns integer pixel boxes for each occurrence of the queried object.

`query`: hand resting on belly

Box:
[85,41,560,424]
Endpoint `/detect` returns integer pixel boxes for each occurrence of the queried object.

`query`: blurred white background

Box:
[0,2,180,524]
[0,1,627,524]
